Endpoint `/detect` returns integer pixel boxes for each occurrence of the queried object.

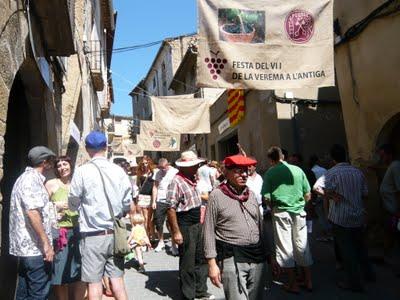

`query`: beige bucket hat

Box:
[175,150,205,167]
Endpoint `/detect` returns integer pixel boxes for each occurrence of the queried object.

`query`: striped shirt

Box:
[166,174,202,212]
[203,189,261,259]
[324,163,368,228]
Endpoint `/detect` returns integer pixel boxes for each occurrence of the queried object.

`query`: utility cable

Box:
[336,0,400,46]
[0,8,25,41]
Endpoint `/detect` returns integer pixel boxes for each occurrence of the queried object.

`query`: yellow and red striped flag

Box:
[227,89,245,127]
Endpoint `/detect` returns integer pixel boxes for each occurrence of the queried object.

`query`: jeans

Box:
[332,224,374,288]
[178,222,208,299]
[16,255,52,300]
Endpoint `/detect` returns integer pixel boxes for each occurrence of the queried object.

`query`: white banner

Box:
[197,0,334,89]
[151,95,210,134]
[137,121,181,152]
[69,120,81,143]
[123,142,144,160]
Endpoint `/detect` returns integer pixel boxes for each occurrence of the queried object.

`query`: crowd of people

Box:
[7,130,400,299]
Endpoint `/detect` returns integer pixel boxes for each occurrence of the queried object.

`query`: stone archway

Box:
[0,58,51,298]
[376,113,400,156]
[0,70,30,299]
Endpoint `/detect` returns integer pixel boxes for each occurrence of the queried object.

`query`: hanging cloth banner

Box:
[227,89,245,126]
[137,121,181,152]
[197,0,334,89]
[151,95,211,134]
[111,136,124,153]
[122,141,144,159]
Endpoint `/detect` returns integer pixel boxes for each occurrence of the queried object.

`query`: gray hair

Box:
[158,158,168,165]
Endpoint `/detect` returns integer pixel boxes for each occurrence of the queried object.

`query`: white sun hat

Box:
[175,150,205,167]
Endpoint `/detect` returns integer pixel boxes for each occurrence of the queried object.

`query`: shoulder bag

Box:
[91,162,130,257]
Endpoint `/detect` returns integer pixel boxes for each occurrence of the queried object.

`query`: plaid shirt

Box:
[166,173,202,212]
[324,163,368,228]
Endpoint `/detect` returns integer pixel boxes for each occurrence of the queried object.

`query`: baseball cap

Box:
[85,131,107,150]
[28,146,56,166]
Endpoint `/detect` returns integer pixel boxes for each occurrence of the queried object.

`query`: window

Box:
[153,77,156,89]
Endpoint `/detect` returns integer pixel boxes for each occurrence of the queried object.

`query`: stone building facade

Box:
[0,0,115,296]
[129,34,196,161]
[130,35,196,124]
[334,0,400,248]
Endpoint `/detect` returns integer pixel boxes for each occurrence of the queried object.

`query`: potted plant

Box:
[219,8,260,43]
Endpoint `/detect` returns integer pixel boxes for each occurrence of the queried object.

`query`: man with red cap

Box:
[204,154,268,300]
[166,150,214,300]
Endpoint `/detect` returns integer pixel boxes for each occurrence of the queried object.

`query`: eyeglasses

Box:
[228,167,248,175]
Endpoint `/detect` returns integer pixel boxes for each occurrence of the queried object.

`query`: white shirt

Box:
[69,157,132,232]
[312,164,327,180]
[9,167,53,257]
[154,166,178,202]
[246,173,264,214]
[129,175,139,198]
[197,165,213,192]
[380,160,400,214]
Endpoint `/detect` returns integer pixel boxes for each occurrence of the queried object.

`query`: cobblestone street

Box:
[117,233,400,300]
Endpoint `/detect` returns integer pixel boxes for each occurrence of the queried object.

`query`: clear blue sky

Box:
[110,0,197,116]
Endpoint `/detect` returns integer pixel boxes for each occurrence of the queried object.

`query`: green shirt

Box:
[261,161,310,214]
[51,186,79,228]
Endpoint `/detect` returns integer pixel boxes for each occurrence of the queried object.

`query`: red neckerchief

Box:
[177,172,197,187]
[218,182,249,202]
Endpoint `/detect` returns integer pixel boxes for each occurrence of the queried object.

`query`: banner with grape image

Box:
[137,121,181,152]
[197,0,334,89]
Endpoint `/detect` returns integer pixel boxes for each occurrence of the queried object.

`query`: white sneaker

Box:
[171,245,179,256]
[154,242,165,252]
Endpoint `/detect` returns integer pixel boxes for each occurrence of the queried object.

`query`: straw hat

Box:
[175,150,205,167]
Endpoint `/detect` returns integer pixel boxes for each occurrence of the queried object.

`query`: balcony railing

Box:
[85,40,104,91]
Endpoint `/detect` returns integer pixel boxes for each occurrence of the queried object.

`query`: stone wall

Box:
[334,0,400,163]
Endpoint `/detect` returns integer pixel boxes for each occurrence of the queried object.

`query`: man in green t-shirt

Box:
[262,146,313,293]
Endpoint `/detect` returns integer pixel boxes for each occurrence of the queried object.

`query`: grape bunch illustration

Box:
[204,56,228,80]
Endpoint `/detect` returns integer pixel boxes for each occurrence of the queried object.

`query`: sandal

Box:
[283,284,300,294]
[297,279,313,292]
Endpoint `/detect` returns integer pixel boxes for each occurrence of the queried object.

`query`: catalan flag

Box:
[227,89,245,127]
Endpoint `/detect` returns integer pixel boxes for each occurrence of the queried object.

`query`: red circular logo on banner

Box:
[153,140,161,148]
[285,9,314,43]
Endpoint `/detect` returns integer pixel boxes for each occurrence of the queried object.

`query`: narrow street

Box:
[120,230,400,300]
[1,1,399,299]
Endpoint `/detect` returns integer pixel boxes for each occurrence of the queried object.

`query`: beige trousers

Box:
[272,210,313,268]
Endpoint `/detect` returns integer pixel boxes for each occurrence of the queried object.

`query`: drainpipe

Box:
[201,88,208,157]
[290,102,300,154]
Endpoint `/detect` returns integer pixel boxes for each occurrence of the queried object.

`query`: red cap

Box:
[223,155,257,168]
